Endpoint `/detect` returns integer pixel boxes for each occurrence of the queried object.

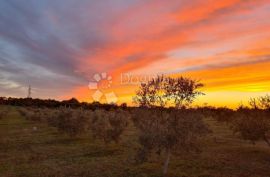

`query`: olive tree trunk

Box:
[163,149,171,177]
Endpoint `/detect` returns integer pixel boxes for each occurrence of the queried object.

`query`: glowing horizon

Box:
[0,0,269,108]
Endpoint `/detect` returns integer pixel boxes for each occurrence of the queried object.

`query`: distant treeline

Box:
[0,97,127,110]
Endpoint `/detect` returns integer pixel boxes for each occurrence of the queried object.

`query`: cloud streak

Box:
[0,0,269,107]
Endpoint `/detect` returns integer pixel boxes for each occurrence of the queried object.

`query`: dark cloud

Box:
[0,0,151,98]
[0,0,113,98]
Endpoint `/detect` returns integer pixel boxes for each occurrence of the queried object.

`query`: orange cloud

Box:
[66,0,270,108]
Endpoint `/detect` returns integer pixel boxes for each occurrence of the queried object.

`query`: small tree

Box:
[231,95,270,147]
[53,108,90,137]
[89,109,129,144]
[232,108,270,146]
[133,75,208,176]
[132,108,210,175]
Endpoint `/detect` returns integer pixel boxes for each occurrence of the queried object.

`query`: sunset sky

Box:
[0,0,270,108]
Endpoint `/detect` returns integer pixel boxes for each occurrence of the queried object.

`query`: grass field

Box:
[1,105,270,177]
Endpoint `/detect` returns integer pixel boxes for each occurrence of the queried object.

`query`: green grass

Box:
[1,106,270,177]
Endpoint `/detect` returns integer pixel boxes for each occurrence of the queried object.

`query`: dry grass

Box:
[0,105,270,177]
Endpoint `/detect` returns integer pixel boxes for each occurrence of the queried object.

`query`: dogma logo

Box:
[88,72,118,103]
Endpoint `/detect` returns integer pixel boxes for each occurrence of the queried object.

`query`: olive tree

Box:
[132,108,210,175]
[132,75,209,176]
[52,108,90,137]
[232,108,270,146]
[231,95,270,146]
[89,109,129,144]
[133,75,204,108]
